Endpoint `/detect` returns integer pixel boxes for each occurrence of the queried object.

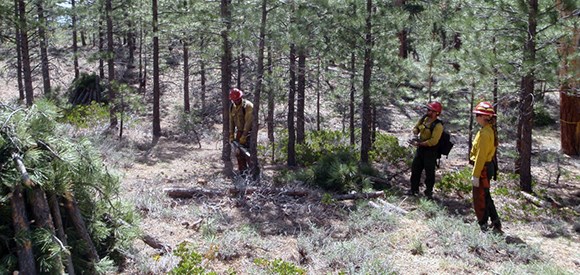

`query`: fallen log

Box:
[333,191,385,201]
[48,193,75,275]
[142,234,171,253]
[63,192,100,270]
[520,191,560,208]
[10,184,37,275]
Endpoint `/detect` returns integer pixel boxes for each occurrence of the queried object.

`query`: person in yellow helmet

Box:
[470,101,502,234]
[228,88,254,173]
[407,102,444,200]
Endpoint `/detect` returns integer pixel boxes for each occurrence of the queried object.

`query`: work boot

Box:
[406,190,418,197]
[479,222,489,232]
[491,220,503,235]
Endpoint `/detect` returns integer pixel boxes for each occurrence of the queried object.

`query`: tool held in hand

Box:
[231,140,251,158]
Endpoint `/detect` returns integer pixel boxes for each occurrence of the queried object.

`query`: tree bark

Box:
[37,0,51,95]
[14,0,24,101]
[296,48,306,144]
[18,0,34,106]
[48,193,75,275]
[287,44,297,167]
[557,1,580,156]
[350,51,356,145]
[152,0,161,137]
[11,183,37,275]
[360,0,374,164]
[267,49,275,144]
[106,0,118,127]
[221,0,234,176]
[63,192,100,269]
[72,0,80,80]
[249,0,268,180]
[183,43,190,113]
[200,37,207,110]
[517,0,537,193]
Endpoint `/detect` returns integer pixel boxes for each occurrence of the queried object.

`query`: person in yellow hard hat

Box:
[407,101,444,200]
[470,101,502,234]
[228,88,254,173]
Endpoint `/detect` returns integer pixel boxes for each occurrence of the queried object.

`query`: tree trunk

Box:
[350,51,356,145]
[72,0,79,80]
[221,0,234,177]
[14,0,24,101]
[106,0,118,127]
[267,49,275,144]
[316,55,321,131]
[152,0,161,137]
[63,192,100,270]
[10,183,37,275]
[28,187,64,273]
[249,0,268,180]
[18,0,34,106]
[183,43,190,113]
[296,48,306,144]
[558,1,580,156]
[98,7,105,79]
[200,37,207,110]
[48,193,75,275]
[395,0,408,58]
[517,0,537,193]
[360,0,373,164]
[287,44,297,167]
[37,0,51,95]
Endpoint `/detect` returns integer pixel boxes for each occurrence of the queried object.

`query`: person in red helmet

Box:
[228,88,254,173]
[470,101,502,234]
[407,101,444,199]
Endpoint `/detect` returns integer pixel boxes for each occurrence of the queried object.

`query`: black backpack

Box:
[429,119,454,159]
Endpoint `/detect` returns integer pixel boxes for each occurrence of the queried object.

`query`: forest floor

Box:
[1,60,579,274]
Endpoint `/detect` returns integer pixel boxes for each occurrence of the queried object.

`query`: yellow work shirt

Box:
[413,117,443,147]
[229,99,253,135]
[470,124,496,178]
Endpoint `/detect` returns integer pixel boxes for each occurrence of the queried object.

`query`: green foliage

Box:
[253,258,306,275]
[176,108,202,135]
[296,130,356,167]
[59,102,109,128]
[533,104,556,127]
[170,242,216,275]
[302,147,368,192]
[438,167,472,194]
[370,132,414,166]
[0,101,139,273]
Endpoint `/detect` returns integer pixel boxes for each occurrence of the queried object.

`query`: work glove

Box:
[239,135,247,145]
[471,176,480,187]
[229,135,234,143]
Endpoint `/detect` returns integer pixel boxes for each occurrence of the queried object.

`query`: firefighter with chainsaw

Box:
[470,101,502,234]
[228,88,254,173]
[407,101,444,200]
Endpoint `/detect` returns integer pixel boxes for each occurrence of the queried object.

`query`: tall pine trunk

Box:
[516,0,537,193]
[18,0,34,106]
[221,0,234,176]
[360,0,373,164]
[72,0,79,79]
[106,0,118,127]
[287,44,297,167]
[152,0,161,136]
[296,48,306,144]
[183,43,190,113]
[37,0,51,95]
[14,0,24,101]
[558,1,580,156]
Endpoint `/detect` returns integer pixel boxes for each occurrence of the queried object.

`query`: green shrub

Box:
[59,101,109,128]
[253,258,306,275]
[306,147,367,192]
[370,132,414,165]
[170,242,216,275]
[438,167,472,194]
[533,104,556,127]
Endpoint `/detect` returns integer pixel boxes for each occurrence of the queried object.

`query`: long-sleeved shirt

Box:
[413,117,443,147]
[229,99,254,136]
[470,124,496,178]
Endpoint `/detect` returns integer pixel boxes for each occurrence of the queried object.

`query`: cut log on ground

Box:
[10,184,37,275]
[63,192,100,269]
[520,191,555,208]
[142,234,171,253]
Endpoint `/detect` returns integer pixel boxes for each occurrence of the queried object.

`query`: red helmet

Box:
[229,88,243,101]
[473,101,495,116]
[426,102,442,114]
